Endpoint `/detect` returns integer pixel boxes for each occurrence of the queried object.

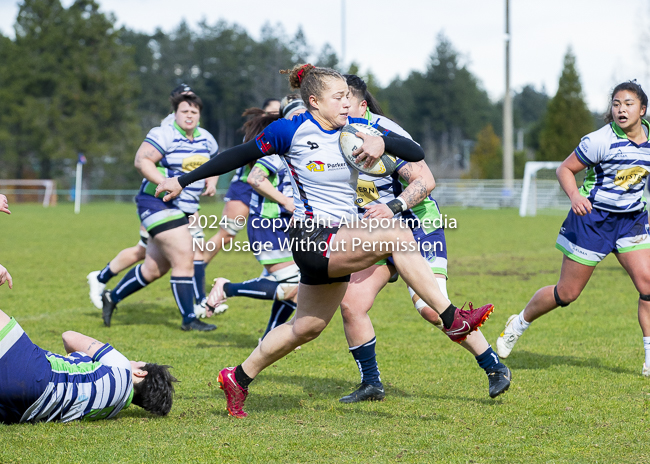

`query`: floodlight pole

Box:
[341,0,346,68]
[503,0,514,190]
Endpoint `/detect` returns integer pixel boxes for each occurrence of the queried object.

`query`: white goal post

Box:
[519,162,562,217]
[0,179,56,207]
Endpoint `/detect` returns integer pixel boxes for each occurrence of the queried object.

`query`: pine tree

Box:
[469,125,502,179]
[538,48,594,161]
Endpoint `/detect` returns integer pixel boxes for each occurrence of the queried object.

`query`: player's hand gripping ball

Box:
[339,123,398,177]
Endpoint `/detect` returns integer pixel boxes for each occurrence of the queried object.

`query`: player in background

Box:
[101,93,217,331]
[338,75,510,403]
[201,98,282,267]
[87,84,215,312]
[0,308,177,424]
[496,81,650,377]
[156,64,495,417]
[205,97,307,337]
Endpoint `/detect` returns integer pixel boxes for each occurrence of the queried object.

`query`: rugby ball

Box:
[339,123,398,177]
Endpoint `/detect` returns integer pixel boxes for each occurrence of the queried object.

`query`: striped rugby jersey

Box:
[140,121,218,213]
[356,113,443,234]
[249,155,293,219]
[575,120,650,213]
[256,112,376,223]
[20,343,133,423]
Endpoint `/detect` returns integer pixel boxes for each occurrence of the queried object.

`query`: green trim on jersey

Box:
[611,119,650,141]
[253,163,282,219]
[173,121,201,139]
[143,167,168,198]
[83,405,117,422]
[579,168,597,198]
[555,243,598,266]
[46,354,100,374]
[0,317,17,343]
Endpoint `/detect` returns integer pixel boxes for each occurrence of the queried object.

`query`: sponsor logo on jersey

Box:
[613,166,649,190]
[306,161,325,172]
[256,133,273,155]
[355,178,380,206]
[182,154,209,172]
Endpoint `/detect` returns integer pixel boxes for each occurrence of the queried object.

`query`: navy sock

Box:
[475,346,505,372]
[350,337,381,386]
[97,262,116,284]
[263,300,297,338]
[110,264,148,303]
[170,276,196,325]
[193,260,206,303]
[223,278,280,300]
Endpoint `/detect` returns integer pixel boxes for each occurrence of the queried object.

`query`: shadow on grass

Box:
[505,350,635,375]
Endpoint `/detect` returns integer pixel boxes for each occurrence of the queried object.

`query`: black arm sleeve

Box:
[178,140,266,188]
[376,126,425,162]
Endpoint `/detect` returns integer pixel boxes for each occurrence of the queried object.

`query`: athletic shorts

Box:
[379,227,448,277]
[247,216,293,265]
[556,208,650,266]
[288,221,351,285]
[135,193,189,238]
[0,319,51,425]
[224,179,253,205]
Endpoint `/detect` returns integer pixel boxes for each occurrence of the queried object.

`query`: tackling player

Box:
[157,64,495,417]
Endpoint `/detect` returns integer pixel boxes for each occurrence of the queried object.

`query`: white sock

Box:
[644,337,650,367]
[510,310,531,336]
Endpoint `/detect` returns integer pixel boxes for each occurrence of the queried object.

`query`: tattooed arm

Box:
[134,142,165,184]
[247,166,295,213]
[362,160,435,219]
[397,160,435,209]
[62,332,105,356]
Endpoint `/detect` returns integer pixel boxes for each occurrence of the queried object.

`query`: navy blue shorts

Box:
[0,319,51,424]
[556,208,650,266]
[382,227,448,277]
[135,193,189,237]
[224,180,253,204]
[247,216,293,265]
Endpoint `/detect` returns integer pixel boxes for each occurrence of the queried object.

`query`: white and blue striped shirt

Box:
[20,344,133,423]
[575,120,650,213]
[141,121,219,213]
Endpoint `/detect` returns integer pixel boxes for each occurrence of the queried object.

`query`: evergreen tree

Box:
[7,0,140,181]
[538,48,593,161]
[469,125,502,179]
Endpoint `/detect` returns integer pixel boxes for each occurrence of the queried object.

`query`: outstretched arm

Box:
[156,140,265,201]
[0,264,12,289]
[62,331,104,356]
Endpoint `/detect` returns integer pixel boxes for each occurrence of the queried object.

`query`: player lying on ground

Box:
[0,309,177,424]
[157,64,495,417]
[337,74,510,403]
[496,80,650,378]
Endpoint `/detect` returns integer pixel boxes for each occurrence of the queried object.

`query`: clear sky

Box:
[1,0,647,112]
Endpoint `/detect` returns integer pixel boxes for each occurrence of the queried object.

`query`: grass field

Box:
[1,202,648,463]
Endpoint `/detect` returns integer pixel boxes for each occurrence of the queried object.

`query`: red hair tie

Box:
[297,64,311,83]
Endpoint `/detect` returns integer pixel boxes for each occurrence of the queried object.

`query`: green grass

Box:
[1,203,648,463]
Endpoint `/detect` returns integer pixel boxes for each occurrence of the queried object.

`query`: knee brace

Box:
[270,264,301,284]
[640,293,650,301]
[221,217,245,236]
[554,286,571,307]
[138,229,150,249]
[189,226,205,240]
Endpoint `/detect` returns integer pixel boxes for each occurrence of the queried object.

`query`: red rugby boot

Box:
[218,367,249,418]
[443,303,494,343]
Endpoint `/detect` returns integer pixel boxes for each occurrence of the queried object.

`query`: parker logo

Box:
[614,166,648,190]
[182,154,209,172]
[306,161,325,172]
